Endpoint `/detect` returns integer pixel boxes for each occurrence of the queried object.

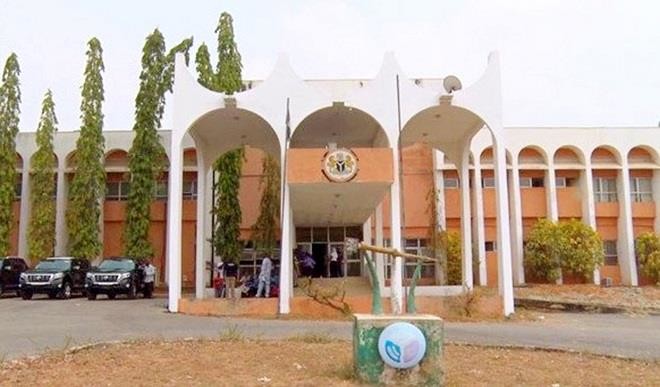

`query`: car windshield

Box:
[98,259,135,271]
[35,260,71,271]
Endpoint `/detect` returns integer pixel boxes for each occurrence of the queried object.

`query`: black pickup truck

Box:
[19,257,89,300]
[85,257,149,300]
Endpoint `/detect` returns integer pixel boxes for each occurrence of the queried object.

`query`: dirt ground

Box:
[516,284,660,311]
[1,338,658,386]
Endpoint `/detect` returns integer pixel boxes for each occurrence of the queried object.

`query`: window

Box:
[105,181,130,201]
[182,180,197,199]
[630,177,652,202]
[555,177,566,188]
[443,178,459,189]
[603,241,618,265]
[593,177,617,202]
[520,177,544,188]
[14,182,21,200]
[403,239,434,279]
[519,177,532,188]
[154,181,168,200]
[485,241,497,252]
[482,177,495,188]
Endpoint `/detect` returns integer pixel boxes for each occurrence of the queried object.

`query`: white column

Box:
[390,146,404,315]
[18,157,31,258]
[362,216,372,279]
[581,165,599,284]
[471,160,487,285]
[433,151,447,230]
[508,163,524,285]
[203,167,213,288]
[54,167,67,255]
[617,162,638,286]
[194,155,207,299]
[546,162,559,221]
[375,203,385,289]
[458,151,473,289]
[652,170,660,232]
[278,182,292,314]
[493,136,514,316]
[167,139,184,313]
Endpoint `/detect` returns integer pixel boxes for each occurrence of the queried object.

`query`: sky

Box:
[1,0,659,132]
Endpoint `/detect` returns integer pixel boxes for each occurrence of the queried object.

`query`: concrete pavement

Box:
[1,295,659,361]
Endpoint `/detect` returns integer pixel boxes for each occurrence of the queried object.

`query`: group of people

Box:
[294,246,344,278]
[214,255,274,299]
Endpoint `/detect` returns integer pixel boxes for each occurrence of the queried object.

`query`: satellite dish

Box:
[443,75,462,94]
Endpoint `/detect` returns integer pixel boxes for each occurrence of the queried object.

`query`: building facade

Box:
[8,52,659,316]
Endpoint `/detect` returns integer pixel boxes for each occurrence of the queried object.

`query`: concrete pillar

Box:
[432,151,447,230]
[390,146,404,315]
[652,170,660,233]
[546,162,559,221]
[471,160,487,286]
[194,154,207,299]
[508,163,524,285]
[493,136,514,316]
[362,216,372,279]
[54,167,67,255]
[581,164,600,284]
[203,167,213,287]
[375,203,385,290]
[458,150,473,289]
[18,157,31,258]
[167,138,184,313]
[278,182,293,314]
[617,162,638,286]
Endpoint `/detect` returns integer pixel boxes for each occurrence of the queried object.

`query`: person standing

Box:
[224,260,238,299]
[214,260,225,298]
[256,256,272,298]
[143,259,156,298]
[329,247,340,278]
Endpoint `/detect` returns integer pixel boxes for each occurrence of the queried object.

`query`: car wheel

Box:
[0,283,4,296]
[60,282,72,299]
[108,293,116,300]
[21,291,33,300]
[87,291,97,300]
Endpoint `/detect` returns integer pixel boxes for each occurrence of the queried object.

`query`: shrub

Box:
[635,232,660,284]
[524,218,562,281]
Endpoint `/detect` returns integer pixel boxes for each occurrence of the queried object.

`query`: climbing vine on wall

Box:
[251,154,280,257]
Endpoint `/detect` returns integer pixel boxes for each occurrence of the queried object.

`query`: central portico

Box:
[166,52,515,316]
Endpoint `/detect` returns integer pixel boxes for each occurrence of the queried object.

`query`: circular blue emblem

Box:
[377,322,427,369]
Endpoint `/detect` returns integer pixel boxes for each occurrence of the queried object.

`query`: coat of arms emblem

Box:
[322,148,358,182]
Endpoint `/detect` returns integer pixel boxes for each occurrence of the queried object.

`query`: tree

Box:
[212,147,244,262]
[124,29,192,259]
[66,38,105,260]
[635,232,660,284]
[0,53,21,256]
[251,154,280,256]
[524,219,603,282]
[27,90,57,261]
[195,12,246,263]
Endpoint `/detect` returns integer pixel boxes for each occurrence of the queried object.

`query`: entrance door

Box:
[311,243,327,278]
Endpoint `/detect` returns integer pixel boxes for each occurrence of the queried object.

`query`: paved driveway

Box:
[1,295,659,361]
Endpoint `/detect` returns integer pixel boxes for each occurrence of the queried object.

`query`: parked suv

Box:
[85,257,149,300]
[19,257,89,300]
[0,256,29,297]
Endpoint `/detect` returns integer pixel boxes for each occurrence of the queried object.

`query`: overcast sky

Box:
[1,0,659,131]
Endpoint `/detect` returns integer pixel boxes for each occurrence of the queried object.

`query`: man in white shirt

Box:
[256,256,272,298]
[143,259,156,299]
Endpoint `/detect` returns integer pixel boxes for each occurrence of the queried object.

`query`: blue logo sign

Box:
[377,322,427,369]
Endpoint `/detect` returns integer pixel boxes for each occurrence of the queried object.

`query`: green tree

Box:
[524,218,603,282]
[212,147,245,263]
[195,12,246,263]
[27,90,57,261]
[66,38,105,260]
[124,29,192,259]
[635,232,660,284]
[0,53,21,256]
[251,154,280,256]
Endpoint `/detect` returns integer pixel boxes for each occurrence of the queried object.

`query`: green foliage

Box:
[251,154,280,256]
[66,38,105,260]
[194,12,243,93]
[212,147,245,263]
[0,53,21,256]
[524,218,603,281]
[124,29,192,259]
[635,232,660,284]
[27,90,57,261]
[426,187,462,285]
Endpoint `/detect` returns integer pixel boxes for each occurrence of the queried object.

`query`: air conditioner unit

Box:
[600,277,613,288]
